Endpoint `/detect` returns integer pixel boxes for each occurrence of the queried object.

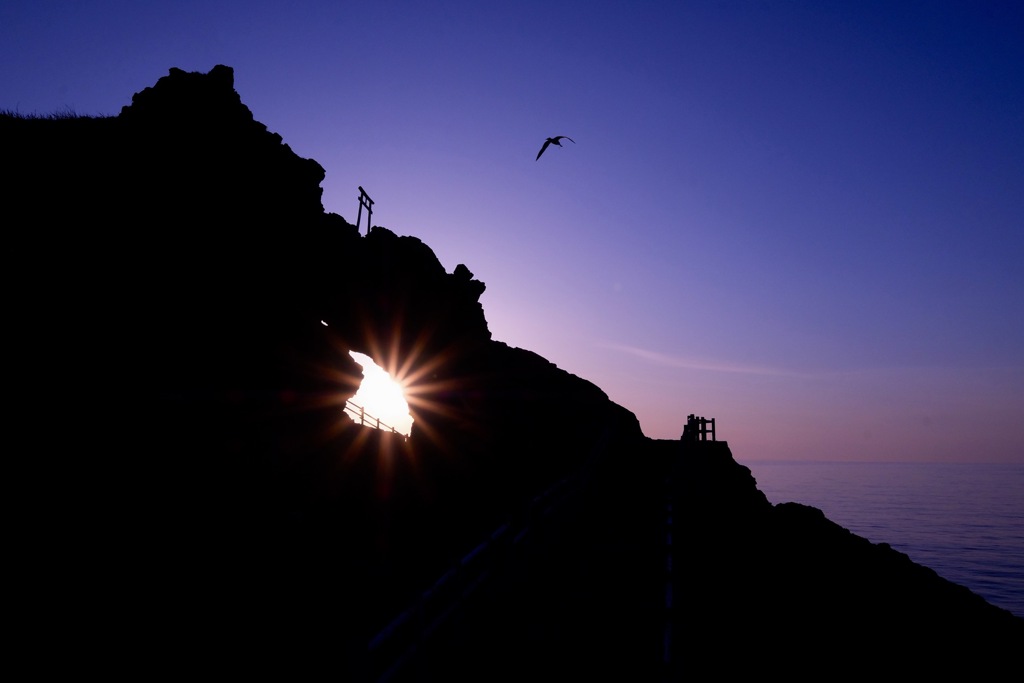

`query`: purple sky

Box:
[4,1,1022,462]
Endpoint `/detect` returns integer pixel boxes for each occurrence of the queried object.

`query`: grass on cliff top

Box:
[1,107,107,120]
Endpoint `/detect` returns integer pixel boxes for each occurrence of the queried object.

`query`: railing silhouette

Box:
[360,423,705,679]
[365,424,629,681]
[344,400,410,439]
[367,473,583,681]
[681,413,715,442]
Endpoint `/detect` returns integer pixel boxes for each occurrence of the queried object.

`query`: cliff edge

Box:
[5,66,1020,677]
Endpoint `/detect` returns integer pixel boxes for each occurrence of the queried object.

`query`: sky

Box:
[4,1,1022,462]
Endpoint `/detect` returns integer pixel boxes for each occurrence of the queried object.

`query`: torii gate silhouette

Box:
[356,186,374,235]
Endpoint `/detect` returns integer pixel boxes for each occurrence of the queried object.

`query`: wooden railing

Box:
[344,400,410,439]
[682,413,716,442]
[365,423,625,680]
[367,473,582,681]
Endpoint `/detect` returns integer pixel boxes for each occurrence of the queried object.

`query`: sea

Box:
[743,460,1024,620]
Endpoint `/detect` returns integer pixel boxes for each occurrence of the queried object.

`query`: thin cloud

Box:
[601,343,1024,381]
[600,342,816,378]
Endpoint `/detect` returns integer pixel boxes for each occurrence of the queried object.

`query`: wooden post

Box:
[682,414,718,444]
[356,185,374,235]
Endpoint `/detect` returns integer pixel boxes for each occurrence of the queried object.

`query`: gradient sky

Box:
[4,1,1022,462]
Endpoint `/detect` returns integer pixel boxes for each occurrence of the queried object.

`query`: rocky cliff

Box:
[5,66,1020,677]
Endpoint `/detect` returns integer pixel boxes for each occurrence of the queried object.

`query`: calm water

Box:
[744,461,1024,619]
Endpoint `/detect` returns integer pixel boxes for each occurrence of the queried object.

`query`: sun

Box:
[347,351,413,436]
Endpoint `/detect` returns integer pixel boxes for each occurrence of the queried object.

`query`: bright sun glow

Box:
[347,351,413,436]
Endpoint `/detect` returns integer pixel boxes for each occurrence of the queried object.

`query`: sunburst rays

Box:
[308,313,489,501]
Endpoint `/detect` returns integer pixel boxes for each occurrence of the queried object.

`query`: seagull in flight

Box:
[536,135,575,160]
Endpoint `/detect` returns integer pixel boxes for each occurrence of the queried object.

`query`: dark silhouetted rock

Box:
[4,66,1019,677]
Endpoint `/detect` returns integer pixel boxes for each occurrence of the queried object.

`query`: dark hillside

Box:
[5,66,1019,677]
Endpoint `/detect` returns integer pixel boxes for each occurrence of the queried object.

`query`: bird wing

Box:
[536,139,552,160]
[561,136,575,144]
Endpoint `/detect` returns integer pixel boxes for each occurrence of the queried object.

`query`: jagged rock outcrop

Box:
[6,64,643,666]
[5,66,1019,676]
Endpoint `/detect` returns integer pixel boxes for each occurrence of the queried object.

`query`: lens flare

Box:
[348,351,413,435]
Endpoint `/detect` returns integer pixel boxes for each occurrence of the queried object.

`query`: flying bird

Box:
[536,135,575,160]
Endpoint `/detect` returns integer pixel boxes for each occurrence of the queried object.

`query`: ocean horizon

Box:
[743,460,1024,620]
